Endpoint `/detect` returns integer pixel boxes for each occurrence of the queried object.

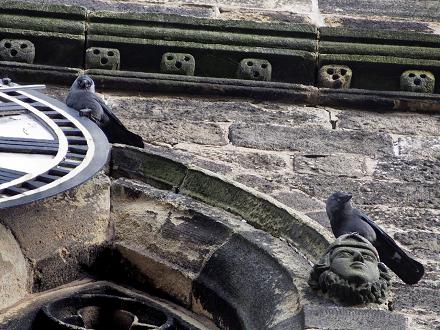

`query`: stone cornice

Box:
[1,1,440,111]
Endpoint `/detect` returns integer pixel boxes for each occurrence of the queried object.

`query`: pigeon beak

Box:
[343,194,353,202]
[79,80,91,89]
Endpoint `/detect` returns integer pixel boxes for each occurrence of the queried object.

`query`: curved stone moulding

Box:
[0,83,110,209]
[111,145,333,261]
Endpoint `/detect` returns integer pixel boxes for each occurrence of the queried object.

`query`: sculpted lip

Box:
[350,261,366,268]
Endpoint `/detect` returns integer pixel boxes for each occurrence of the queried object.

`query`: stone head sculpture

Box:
[309,233,391,305]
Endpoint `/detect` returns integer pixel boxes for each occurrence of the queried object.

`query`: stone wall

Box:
[7,0,439,327]
[99,91,439,329]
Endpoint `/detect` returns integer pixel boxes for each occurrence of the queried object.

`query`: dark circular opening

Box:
[409,73,416,78]
[10,49,17,56]
[79,306,135,330]
[261,63,268,69]
[20,43,27,49]
[340,69,347,76]
[254,71,260,77]
[93,49,100,55]
[166,55,174,61]
[247,61,253,66]
[175,61,182,69]
[184,56,190,61]
[414,78,421,86]
[332,74,339,80]
[101,57,108,65]
[420,74,427,79]
[107,51,114,56]
[4,42,11,48]
[326,68,334,75]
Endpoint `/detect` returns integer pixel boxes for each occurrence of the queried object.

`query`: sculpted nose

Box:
[353,251,364,262]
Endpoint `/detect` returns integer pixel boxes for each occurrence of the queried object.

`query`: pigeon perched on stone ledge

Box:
[326,191,424,284]
[66,75,144,148]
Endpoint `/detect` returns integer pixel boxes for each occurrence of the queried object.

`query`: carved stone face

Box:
[308,233,391,305]
[330,246,380,284]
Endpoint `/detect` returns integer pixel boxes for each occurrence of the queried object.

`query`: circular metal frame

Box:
[0,83,110,209]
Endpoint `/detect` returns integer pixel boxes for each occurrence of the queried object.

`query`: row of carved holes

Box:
[166,54,191,69]
[247,61,268,78]
[92,48,115,65]
[327,67,348,81]
[408,72,427,86]
[3,42,29,57]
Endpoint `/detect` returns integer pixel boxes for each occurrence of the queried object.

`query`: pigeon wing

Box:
[353,208,424,284]
[91,93,125,127]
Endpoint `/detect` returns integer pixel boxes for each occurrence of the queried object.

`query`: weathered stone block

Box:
[134,120,228,146]
[318,64,352,89]
[393,231,440,259]
[237,58,272,81]
[294,154,375,178]
[0,172,110,291]
[0,224,28,310]
[113,96,328,126]
[193,234,299,329]
[160,53,195,76]
[111,178,233,307]
[287,173,440,209]
[337,109,440,136]
[359,205,440,232]
[400,70,435,93]
[393,285,440,317]
[274,190,325,213]
[229,123,394,156]
[302,305,407,329]
[374,157,440,183]
[85,47,120,70]
[394,136,440,160]
[0,39,35,64]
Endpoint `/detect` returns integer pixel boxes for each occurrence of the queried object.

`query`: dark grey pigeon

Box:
[66,75,144,148]
[326,191,424,284]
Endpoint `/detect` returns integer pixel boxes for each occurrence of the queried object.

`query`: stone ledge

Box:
[2,2,440,110]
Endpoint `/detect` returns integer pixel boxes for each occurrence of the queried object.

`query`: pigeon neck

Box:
[337,202,352,214]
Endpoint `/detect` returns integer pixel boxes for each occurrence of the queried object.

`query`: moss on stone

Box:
[0,1,87,19]
[88,23,316,51]
[320,41,440,60]
[89,11,317,37]
[180,167,331,260]
[0,14,85,34]
[111,146,188,189]
[320,27,440,47]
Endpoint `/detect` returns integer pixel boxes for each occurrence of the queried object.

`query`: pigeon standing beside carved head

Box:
[326,191,424,285]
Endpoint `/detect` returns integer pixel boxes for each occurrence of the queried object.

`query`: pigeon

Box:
[326,191,424,284]
[66,75,144,148]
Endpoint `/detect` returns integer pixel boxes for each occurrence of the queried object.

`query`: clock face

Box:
[0,82,109,209]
